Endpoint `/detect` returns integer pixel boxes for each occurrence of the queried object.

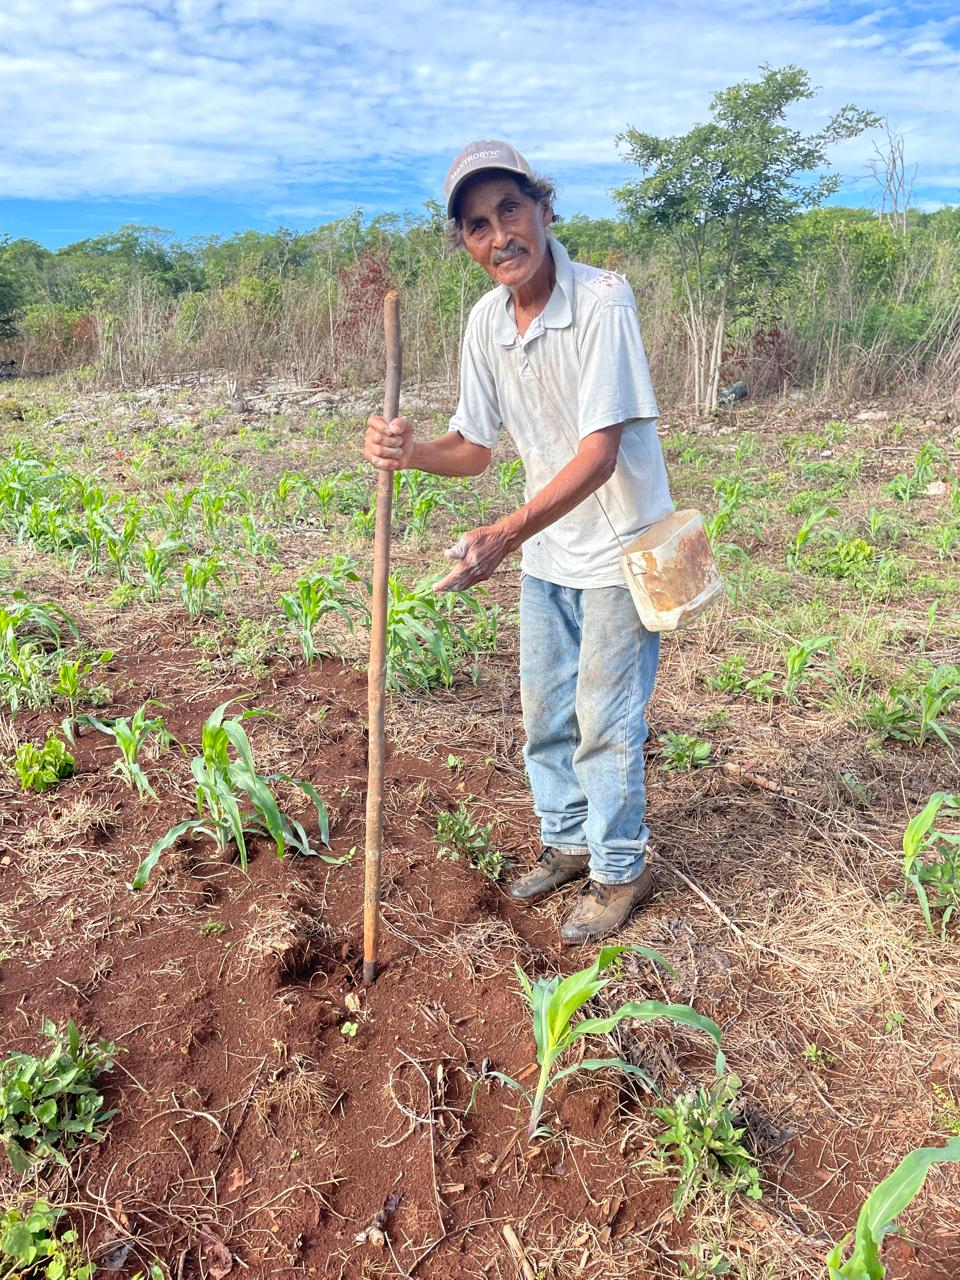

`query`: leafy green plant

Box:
[279,558,363,664]
[132,700,332,888]
[79,705,172,799]
[497,458,524,493]
[902,791,960,938]
[488,946,723,1144]
[864,665,960,748]
[660,731,711,771]
[11,735,75,793]
[182,554,224,619]
[0,1020,117,1173]
[652,1071,762,1215]
[0,1199,94,1280]
[705,654,774,702]
[435,803,508,880]
[825,1137,960,1278]
[813,536,876,581]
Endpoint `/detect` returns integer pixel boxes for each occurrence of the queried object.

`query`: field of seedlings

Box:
[0,373,959,1280]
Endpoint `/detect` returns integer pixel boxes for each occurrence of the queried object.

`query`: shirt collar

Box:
[492,237,574,346]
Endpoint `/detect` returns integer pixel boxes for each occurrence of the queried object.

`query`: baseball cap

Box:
[443,140,534,219]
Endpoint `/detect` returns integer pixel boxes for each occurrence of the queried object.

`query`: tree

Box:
[614,65,878,408]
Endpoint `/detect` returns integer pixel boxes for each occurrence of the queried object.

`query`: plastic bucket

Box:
[619,509,723,632]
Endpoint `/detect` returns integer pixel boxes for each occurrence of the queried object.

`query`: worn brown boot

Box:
[559,866,655,945]
[508,847,590,903]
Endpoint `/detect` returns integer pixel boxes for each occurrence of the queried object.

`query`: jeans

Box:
[519,574,660,885]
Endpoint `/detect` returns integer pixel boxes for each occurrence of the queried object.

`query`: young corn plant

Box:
[182,554,224,619]
[652,1071,762,1216]
[490,946,723,1144]
[11,735,75,793]
[902,791,960,938]
[378,575,484,691]
[0,1020,117,1173]
[825,1137,960,1278]
[140,537,184,601]
[80,705,172,799]
[865,665,960,748]
[158,485,198,536]
[55,650,112,736]
[279,558,364,664]
[133,701,332,888]
[102,507,143,582]
[783,635,835,699]
[786,505,838,569]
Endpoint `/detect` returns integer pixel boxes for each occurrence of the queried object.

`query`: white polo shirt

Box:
[449,237,674,588]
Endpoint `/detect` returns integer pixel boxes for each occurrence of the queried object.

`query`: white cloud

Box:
[1,0,958,219]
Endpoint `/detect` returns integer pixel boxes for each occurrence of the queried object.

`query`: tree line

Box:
[2,66,958,407]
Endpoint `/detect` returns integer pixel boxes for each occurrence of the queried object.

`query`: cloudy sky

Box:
[2,0,958,248]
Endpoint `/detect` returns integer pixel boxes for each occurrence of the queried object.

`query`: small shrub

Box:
[435,803,508,880]
[11,735,75,793]
[0,1021,117,1173]
[660,731,711,771]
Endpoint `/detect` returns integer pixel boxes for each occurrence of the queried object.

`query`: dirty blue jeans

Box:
[519,574,660,886]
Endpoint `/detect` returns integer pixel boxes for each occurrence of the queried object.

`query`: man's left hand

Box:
[434,524,514,592]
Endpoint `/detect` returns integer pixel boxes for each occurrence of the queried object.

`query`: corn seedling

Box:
[80,705,172,799]
[0,639,55,714]
[279,558,363,664]
[133,700,332,888]
[864,664,960,748]
[0,1199,95,1280]
[497,458,524,493]
[158,485,198,535]
[11,735,75,793]
[238,513,277,559]
[652,1071,762,1216]
[55,650,112,735]
[787,505,838,568]
[487,946,722,1144]
[902,791,960,938]
[435,802,509,880]
[101,507,143,582]
[182,554,224,619]
[140,537,184,601]
[660,731,712,771]
[0,1020,117,1174]
[783,635,835,699]
[373,575,482,691]
[825,1137,960,1278]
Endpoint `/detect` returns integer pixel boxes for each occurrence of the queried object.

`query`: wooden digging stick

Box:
[363,289,401,985]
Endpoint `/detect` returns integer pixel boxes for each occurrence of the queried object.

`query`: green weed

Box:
[660,731,712,771]
[0,1199,94,1280]
[435,803,508,880]
[652,1072,762,1216]
[11,735,75,793]
[0,1021,117,1174]
[902,791,960,938]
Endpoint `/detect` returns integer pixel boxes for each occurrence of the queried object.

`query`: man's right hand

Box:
[364,415,413,471]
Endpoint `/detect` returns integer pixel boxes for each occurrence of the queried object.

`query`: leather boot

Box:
[559,866,655,945]
[508,847,590,903]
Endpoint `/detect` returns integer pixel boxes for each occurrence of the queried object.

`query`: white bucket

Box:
[619,509,723,632]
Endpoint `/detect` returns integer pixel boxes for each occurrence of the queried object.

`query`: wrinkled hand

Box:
[434,524,514,592]
[364,414,413,471]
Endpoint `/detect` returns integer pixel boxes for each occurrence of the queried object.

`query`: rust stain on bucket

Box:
[638,526,715,613]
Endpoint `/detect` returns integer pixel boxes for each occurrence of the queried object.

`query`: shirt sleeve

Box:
[448,320,502,449]
[577,301,659,439]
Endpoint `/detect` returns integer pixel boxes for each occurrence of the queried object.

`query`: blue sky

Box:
[2,0,958,249]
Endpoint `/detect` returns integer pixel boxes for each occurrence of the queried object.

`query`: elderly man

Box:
[364,140,674,944]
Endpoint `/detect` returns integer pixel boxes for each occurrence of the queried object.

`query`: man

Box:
[364,140,674,945]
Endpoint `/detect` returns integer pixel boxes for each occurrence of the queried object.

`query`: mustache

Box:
[492,243,525,266]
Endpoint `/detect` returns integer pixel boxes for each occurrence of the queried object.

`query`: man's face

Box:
[458,174,552,291]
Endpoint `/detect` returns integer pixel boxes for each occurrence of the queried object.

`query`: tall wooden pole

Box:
[363,290,401,985]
